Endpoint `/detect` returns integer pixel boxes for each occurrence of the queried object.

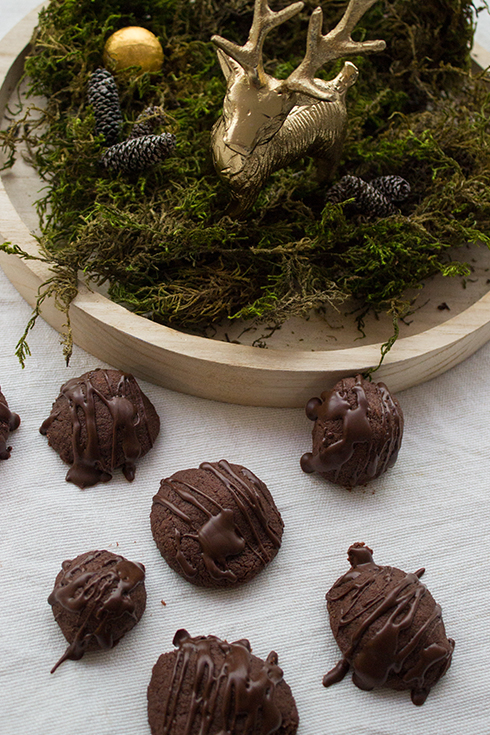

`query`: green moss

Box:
[1,0,490,366]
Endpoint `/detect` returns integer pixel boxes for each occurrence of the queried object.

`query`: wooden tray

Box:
[2,5,490,407]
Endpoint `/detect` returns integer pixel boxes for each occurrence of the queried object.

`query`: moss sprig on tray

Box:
[1,0,490,364]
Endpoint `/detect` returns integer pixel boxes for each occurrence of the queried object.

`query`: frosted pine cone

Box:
[129,106,166,139]
[326,175,396,218]
[87,68,123,146]
[370,175,411,202]
[101,133,176,173]
[327,175,365,204]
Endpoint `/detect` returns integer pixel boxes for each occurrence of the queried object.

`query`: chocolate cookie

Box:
[150,460,283,588]
[0,386,20,460]
[48,549,146,673]
[147,630,299,735]
[323,543,454,705]
[300,374,403,487]
[40,368,160,488]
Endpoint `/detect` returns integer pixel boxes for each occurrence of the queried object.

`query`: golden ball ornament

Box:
[103,27,164,73]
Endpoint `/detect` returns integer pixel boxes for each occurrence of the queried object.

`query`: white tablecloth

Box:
[1,3,490,734]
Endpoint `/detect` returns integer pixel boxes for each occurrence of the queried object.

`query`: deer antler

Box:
[211,0,304,84]
[287,0,386,99]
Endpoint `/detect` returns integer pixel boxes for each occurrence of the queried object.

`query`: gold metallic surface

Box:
[103,27,164,73]
[211,0,385,217]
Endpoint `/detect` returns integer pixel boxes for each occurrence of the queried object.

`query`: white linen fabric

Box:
[1,3,490,735]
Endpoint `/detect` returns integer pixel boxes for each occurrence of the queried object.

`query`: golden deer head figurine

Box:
[211,0,386,217]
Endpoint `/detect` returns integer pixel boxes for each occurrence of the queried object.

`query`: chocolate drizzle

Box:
[0,390,20,460]
[48,550,145,673]
[156,630,284,735]
[300,375,403,486]
[153,460,282,583]
[40,369,154,488]
[323,544,454,705]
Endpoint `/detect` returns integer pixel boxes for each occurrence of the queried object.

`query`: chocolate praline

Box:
[40,368,160,488]
[323,543,454,705]
[147,630,299,735]
[0,386,20,460]
[300,374,403,488]
[48,549,146,673]
[150,460,283,588]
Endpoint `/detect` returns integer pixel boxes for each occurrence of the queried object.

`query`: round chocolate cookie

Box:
[150,460,283,588]
[323,543,454,705]
[48,549,146,673]
[40,368,160,488]
[148,630,299,735]
[0,386,20,460]
[300,374,403,488]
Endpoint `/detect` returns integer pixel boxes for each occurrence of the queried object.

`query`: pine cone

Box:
[327,175,365,204]
[101,133,176,173]
[370,175,411,202]
[129,106,166,139]
[87,68,123,146]
[326,175,396,218]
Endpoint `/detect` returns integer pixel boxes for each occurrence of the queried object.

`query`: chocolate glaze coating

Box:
[0,387,20,460]
[48,549,146,673]
[147,630,299,735]
[40,368,160,488]
[323,543,454,705]
[150,460,283,588]
[300,375,403,487]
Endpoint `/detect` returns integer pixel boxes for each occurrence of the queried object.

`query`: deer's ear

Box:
[215,48,243,83]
